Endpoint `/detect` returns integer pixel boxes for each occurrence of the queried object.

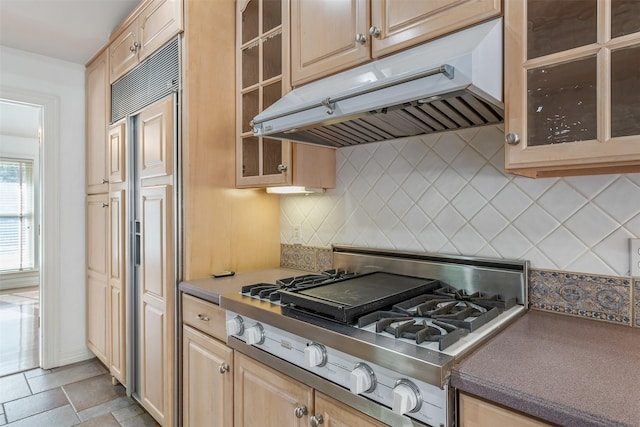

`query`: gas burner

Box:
[431,286,517,310]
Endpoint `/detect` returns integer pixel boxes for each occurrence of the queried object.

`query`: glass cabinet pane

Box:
[242,0,259,44]
[242,90,260,133]
[263,0,282,33]
[611,0,640,38]
[527,0,597,59]
[242,137,260,177]
[611,45,640,138]
[263,138,283,175]
[263,81,282,110]
[527,56,597,146]
[263,32,282,81]
[242,43,259,89]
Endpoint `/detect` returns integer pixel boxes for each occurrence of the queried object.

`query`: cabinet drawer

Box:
[182,294,226,341]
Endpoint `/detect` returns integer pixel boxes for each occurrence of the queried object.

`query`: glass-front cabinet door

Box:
[505,0,640,177]
[236,0,292,187]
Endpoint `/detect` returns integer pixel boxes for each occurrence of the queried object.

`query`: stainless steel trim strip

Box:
[229,337,434,427]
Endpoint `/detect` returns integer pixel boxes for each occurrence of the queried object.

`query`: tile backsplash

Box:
[280,124,640,278]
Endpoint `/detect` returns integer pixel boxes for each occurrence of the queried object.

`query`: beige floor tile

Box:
[76,412,121,427]
[27,359,107,394]
[0,373,31,404]
[3,388,68,423]
[119,412,160,427]
[4,404,79,427]
[76,396,134,422]
[62,373,125,412]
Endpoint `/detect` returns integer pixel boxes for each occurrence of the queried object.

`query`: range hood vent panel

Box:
[252,19,503,148]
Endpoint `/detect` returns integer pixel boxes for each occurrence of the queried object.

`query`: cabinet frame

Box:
[504,0,640,177]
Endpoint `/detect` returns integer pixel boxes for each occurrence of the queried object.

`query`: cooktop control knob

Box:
[392,379,422,415]
[225,316,244,336]
[350,363,376,394]
[245,323,265,345]
[304,343,327,367]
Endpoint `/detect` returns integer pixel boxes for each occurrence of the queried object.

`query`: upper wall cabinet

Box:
[505,0,640,177]
[236,0,336,189]
[109,0,183,83]
[290,0,501,86]
[86,49,110,194]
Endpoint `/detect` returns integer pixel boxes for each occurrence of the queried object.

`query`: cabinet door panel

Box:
[460,392,552,427]
[139,0,183,62]
[371,0,501,58]
[86,194,109,365]
[291,0,369,86]
[86,51,109,193]
[109,122,126,184]
[109,23,139,83]
[109,189,126,384]
[139,96,174,182]
[234,353,313,427]
[182,325,233,427]
[315,392,387,427]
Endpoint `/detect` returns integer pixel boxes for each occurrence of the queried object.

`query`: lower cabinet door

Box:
[313,392,388,427]
[234,352,313,427]
[182,325,233,427]
[459,392,552,427]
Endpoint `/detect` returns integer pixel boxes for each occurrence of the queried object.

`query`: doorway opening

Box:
[0,100,42,377]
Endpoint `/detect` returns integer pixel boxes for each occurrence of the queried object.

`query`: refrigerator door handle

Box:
[134,220,141,266]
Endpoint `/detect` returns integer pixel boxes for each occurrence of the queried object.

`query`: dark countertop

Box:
[451,310,640,427]
[179,267,309,304]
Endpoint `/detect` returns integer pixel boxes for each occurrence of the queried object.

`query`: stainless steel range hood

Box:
[251,19,503,148]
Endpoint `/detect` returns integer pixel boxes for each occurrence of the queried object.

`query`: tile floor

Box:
[0,359,158,426]
[0,287,39,377]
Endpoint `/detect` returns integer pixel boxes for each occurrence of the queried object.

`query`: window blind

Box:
[0,158,35,272]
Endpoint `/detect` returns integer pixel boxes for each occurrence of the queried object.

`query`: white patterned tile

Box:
[522,246,555,270]
[564,174,618,199]
[452,186,488,220]
[451,224,487,255]
[416,152,447,183]
[491,184,533,220]
[433,168,467,200]
[565,251,617,276]
[432,132,466,162]
[346,177,371,202]
[491,225,533,258]
[537,180,587,222]
[593,177,640,223]
[373,142,400,169]
[489,144,506,171]
[387,222,421,251]
[625,213,640,236]
[592,227,636,275]
[455,126,480,143]
[335,148,349,171]
[417,223,449,252]
[626,173,640,186]
[371,174,398,201]
[345,146,371,172]
[513,175,558,199]
[467,125,503,159]
[417,187,448,219]
[402,172,429,201]
[433,205,466,237]
[470,204,509,241]
[374,206,399,229]
[360,190,385,217]
[537,226,588,269]
[387,188,414,219]
[475,244,501,258]
[415,133,440,147]
[337,160,358,188]
[564,204,619,248]
[360,158,385,187]
[399,138,429,167]
[470,164,510,200]
[386,154,413,185]
[402,205,430,234]
[451,145,486,178]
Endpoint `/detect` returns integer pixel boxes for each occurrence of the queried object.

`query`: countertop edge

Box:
[178,282,220,305]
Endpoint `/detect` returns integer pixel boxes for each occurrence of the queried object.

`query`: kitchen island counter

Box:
[451,310,640,427]
[179,267,309,304]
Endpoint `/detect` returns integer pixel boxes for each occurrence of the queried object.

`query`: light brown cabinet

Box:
[314,392,388,427]
[86,49,110,194]
[182,295,233,427]
[86,193,109,366]
[459,392,552,427]
[234,352,314,427]
[108,188,126,384]
[236,0,336,189]
[109,0,183,83]
[291,0,501,86]
[504,0,640,177]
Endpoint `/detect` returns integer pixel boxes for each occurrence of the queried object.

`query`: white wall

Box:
[281,124,640,278]
[0,46,91,366]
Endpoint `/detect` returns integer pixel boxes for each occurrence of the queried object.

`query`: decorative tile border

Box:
[280,244,333,272]
[529,269,632,326]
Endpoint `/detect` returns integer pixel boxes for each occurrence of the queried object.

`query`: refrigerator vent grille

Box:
[111,37,180,122]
